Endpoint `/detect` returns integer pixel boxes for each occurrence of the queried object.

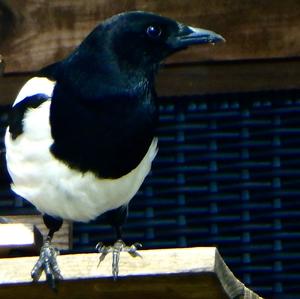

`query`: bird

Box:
[5,11,224,288]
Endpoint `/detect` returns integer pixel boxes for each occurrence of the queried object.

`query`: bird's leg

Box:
[31,235,62,288]
[96,206,142,280]
[31,214,63,289]
[96,239,142,280]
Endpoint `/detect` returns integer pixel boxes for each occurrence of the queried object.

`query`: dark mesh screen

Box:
[1,90,299,298]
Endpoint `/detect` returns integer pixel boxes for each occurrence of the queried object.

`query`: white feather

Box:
[5,77,158,222]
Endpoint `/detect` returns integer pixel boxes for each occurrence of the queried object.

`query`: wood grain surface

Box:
[1,215,72,250]
[1,58,299,105]
[0,223,42,256]
[0,247,263,299]
[0,0,299,73]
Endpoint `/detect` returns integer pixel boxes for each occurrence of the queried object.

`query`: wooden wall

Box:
[0,0,300,104]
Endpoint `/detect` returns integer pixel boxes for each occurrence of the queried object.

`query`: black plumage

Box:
[46,13,177,178]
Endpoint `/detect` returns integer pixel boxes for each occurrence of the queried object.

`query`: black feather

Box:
[50,80,158,178]
[8,94,50,140]
[47,12,179,178]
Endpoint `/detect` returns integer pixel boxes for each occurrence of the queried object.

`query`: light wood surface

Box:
[0,223,35,247]
[0,223,42,256]
[0,247,262,299]
[0,215,72,251]
[0,0,299,73]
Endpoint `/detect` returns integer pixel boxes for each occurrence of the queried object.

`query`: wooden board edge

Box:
[214,249,263,299]
[0,247,217,285]
[2,215,72,251]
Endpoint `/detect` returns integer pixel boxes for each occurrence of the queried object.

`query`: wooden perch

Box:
[0,223,42,256]
[0,215,72,256]
[0,247,262,299]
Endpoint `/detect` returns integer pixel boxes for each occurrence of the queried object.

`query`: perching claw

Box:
[127,242,142,258]
[31,237,63,290]
[96,239,142,280]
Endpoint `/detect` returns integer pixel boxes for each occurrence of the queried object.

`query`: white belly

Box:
[5,79,158,222]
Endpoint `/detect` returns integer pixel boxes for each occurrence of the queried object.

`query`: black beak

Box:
[173,24,225,48]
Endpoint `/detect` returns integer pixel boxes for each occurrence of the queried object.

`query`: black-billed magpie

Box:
[5,11,224,287]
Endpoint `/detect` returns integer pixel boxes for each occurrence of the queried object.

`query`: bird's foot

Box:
[96,239,142,280]
[31,237,63,289]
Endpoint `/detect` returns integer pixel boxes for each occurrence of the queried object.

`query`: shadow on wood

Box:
[0,247,262,299]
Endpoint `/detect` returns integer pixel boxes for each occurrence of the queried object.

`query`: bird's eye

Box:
[146,25,162,39]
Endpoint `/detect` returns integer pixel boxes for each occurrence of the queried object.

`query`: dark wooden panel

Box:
[0,55,4,75]
[157,59,300,97]
[1,59,299,105]
[0,0,300,73]
[0,74,31,105]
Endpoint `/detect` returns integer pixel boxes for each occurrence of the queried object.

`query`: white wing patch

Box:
[13,77,56,106]
[5,77,158,222]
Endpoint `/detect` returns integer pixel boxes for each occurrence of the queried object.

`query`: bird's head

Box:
[101,11,224,68]
[71,11,224,79]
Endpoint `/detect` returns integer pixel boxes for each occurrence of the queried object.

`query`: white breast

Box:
[5,77,158,222]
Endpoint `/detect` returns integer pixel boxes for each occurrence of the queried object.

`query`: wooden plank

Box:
[0,247,262,299]
[0,73,31,105]
[2,215,72,251]
[0,54,4,75]
[0,0,300,73]
[0,223,42,257]
[157,59,300,97]
[1,58,299,105]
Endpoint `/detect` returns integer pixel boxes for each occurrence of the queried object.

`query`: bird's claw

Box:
[31,238,63,290]
[96,240,142,280]
[127,242,142,258]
